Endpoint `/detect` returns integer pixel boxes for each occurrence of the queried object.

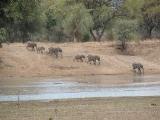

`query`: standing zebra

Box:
[132,63,144,74]
[87,54,101,65]
[48,47,63,58]
[26,41,37,51]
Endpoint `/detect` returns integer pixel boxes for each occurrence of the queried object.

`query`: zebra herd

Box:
[73,54,101,65]
[26,41,144,74]
[26,41,63,58]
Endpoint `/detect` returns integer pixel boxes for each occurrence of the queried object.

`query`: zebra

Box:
[132,63,144,74]
[56,47,63,58]
[37,46,45,54]
[87,54,101,65]
[26,41,37,51]
[73,55,85,62]
[48,47,63,58]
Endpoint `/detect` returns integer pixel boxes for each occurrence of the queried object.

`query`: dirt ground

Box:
[0,40,160,79]
[0,97,160,120]
[1,41,160,120]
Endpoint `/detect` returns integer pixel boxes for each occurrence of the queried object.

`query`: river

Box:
[0,75,160,101]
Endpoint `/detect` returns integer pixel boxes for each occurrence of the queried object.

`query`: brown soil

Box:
[0,40,160,78]
[0,97,160,120]
[1,41,160,120]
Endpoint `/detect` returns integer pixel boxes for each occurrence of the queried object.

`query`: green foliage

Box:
[140,0,160,38]
[46,10,56,31]
[121,0,160,39]
[112,19,139,51]
[123,0,144,19]
[0,28,7,42]
[82,33,90,42]
[18,0,45,39]
[92,4,113,29]
[105,29,115,41]
[49,0,93,42]
[0,0,160,42]
[143,0,160,14]
[62,3,93,36]
[83,0,116,41]
[114,19,139,41]
[0,0,45,42]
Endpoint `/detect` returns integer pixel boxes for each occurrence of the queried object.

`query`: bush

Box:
[82,33,90,42]
[0,28,7,43]
[113,19,139,51]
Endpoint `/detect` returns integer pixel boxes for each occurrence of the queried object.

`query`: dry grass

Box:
[0,97,160,120]
[1,41,160,120]
[0,40,160,78]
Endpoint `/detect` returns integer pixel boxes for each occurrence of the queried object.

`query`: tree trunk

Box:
[90,14,116,42]
[73,34,77,42]
[121,39,127,51]
[97,27,105,42]
[145,27,153,39]
[90,25,106,42]
[90,29,97,41]
[0,42,2,48]
[22,32,27,43]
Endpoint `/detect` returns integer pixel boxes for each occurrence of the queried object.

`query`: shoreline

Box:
[0,96,160,103]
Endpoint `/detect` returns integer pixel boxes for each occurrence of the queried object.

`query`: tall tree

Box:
[141,0,160,38]
[17,0,44,42]
[0,0,45,42]
[62,3,93,42]
[114,19,139,51]
[49,0,93,42]
[82,0,120,41]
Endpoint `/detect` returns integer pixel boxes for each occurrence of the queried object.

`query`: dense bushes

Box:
[0,0,159,43]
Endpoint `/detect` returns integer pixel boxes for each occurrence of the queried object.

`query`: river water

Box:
[0,75,160,101]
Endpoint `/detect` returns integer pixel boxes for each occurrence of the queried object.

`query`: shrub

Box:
[82,33,90,42]
[113,19,139,51]
[0,28,7,43]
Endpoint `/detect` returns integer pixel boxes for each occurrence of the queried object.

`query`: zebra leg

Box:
[132,68,136,73]
[142,68,144,75]
[61,53,63,58]
[98,60,100,65]
[138,68,142,75]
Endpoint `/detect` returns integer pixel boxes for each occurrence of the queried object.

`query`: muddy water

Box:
[0,75,160,101]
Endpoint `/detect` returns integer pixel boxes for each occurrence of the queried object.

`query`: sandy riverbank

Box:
[0,97,160,120]
[0,40,160,79]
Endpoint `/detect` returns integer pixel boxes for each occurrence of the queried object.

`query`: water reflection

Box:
[0,84,160,102]
[0,75,160,101]
[132,74,144,83]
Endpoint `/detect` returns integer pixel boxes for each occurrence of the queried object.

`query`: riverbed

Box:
[0,75,160,101]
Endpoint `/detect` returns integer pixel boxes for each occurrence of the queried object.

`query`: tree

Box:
[114,19,138,51]
[122,0,160,39]
[62,3,93,42]
[17,0,44,42]
[141,0,160,39]
[0,28,7,48]
[0,0,45,43]
[82,0,120,41]
[122,0,144,19]
[49,0,93,42]
[45,0,68,42]
[0,0,12,28]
